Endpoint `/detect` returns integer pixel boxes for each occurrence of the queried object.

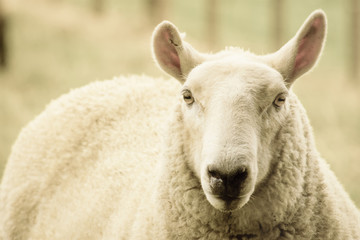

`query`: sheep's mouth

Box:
[205,191,251,212]
[213,194,242,202]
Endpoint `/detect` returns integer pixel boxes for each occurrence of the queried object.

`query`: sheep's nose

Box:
[208,166,248,200]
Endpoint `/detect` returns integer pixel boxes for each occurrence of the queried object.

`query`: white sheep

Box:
[1,10,359,240]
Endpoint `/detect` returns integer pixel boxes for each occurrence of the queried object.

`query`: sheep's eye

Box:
[182,90,194,105]
[273,94,286,108]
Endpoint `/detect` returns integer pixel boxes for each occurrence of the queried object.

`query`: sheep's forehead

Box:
[185,57,285,104]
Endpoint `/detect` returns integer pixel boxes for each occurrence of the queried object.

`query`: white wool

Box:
[1,10,360,240]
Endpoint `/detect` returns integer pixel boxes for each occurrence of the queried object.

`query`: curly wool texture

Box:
[0,76,179,240]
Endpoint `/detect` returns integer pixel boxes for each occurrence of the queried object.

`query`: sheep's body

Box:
[0,76,179,240]
[1,10,360,240]
[1,75,360,240]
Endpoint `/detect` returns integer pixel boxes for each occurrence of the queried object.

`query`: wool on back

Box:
[0,75,179,240]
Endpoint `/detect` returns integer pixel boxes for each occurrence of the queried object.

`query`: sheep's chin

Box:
[205,192,252,212]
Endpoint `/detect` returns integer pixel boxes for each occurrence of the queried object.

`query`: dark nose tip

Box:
[208,166,248,199]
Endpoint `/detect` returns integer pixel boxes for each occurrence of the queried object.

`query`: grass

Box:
[0,0,359,206]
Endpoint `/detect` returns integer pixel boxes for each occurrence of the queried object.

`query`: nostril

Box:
[209,175,224,188]
[208,169,221,180]
[208,168,226,195]
[219,167,248,198]
[232,167,248,184]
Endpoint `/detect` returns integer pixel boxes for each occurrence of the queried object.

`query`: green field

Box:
[0,0,359,206]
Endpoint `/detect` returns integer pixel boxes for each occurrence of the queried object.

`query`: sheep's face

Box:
[152,10,326,212]
[180,57,288,211]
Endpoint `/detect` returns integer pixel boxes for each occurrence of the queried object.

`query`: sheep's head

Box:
[152,10,326,212]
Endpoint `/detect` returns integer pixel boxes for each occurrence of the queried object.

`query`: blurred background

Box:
[0,0,359,206]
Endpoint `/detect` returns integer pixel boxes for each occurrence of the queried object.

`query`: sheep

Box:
[1,9,360,240]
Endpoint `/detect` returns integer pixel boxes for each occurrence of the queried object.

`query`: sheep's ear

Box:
[268,10,327,87]
[152,21,204,83]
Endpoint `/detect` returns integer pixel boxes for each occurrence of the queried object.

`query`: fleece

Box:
[0,75,359,240]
